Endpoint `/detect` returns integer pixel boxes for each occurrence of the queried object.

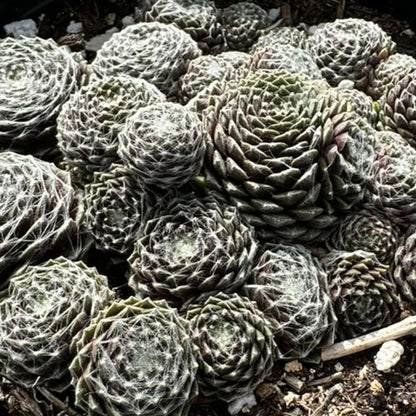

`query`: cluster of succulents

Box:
[57,76,166,184]
[3,2,416,415]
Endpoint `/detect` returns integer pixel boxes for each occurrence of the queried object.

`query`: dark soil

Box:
[1,1,416,416]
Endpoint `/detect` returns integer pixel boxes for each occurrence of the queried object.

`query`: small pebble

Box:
[370,379,384,396]
[105,12,117,26]
[337,80,355,89]
[283,391,299,407]
[66,20,83,34]
[374,340,404,372]
[402,28,415,37]
[268,8,280,21]
[3,19,38,38]
[284,359,303,373]
[359,364,369,379]
[121,15,135,28]
[227,392,257,415]
[334,362,344,372]
[85,27,119,52]
[255,382,279,400]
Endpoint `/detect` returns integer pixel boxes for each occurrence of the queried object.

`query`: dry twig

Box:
[321,316,416,361]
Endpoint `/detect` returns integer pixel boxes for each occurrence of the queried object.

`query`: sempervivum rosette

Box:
[242,243,336,359]
[216,51,253,75]
[379,69,416,146]
[0,36,79,151]
[145,0,224,53]
[306,18,395,90]
[328,209,400,265]
[84,164,151,257]
[251,43,323,80]
[219,1,272,51]
[0,257,114,392]
[324,250,401,340]
[69,297,198,416]
[184,52,252,110]
[0,152,82,281]
[251,26,308,53]
[179,54,239,103]
[364,130,416,226]
[367,53,416,101]
[128,193,257,306]
[317,85,379,127]
[118,101,207,189]
[201,69,374,242]
[57,76,165,185]
[186,292,275,402]
[393,227,416,305]
[91,22,201,98]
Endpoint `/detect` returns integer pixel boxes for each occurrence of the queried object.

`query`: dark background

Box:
[0,0,414,29]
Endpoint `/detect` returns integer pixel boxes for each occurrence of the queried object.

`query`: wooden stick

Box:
[308,371,343,387]
[321,316,416,362]
[282,374,305,393]
[336,0,347,18]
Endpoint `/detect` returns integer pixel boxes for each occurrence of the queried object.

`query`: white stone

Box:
[337,80,355,89]
[66,21,83,34]
[268,8,280,21]
[402,28,415,37]
[227,392,257,415]
[122,15,135,28]
[334,362,344,372]
[284,360,303,373]
[374,340,405,372]
[85,27,119,52]
[105,13,117,26]
[4,19,38,38]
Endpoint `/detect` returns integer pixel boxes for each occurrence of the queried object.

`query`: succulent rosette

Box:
[251,26,308,52]
[128,193,257,306]
[186,292,276,402]
[319,85,379,127]
[219,1,272,51]
[145,0,224,53]
[57,75,165,185]
[0,36,79,150]
[91,21,201,98]
[242,243,337,359]
[364,130,416,225]
[324,250,401,340]
[0,152,83,281]
[69,297,199,416]
[200,69,374,242]
[179,54,239,103]
[251,43,323,80]
[306,18,396,90]
[367,53,416,100]
[0,257,114,391]
[328,209,400,265]
[84,164,152,257]
[393,226,416,305]
[379,69,416,146]
[118,101,207,189]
